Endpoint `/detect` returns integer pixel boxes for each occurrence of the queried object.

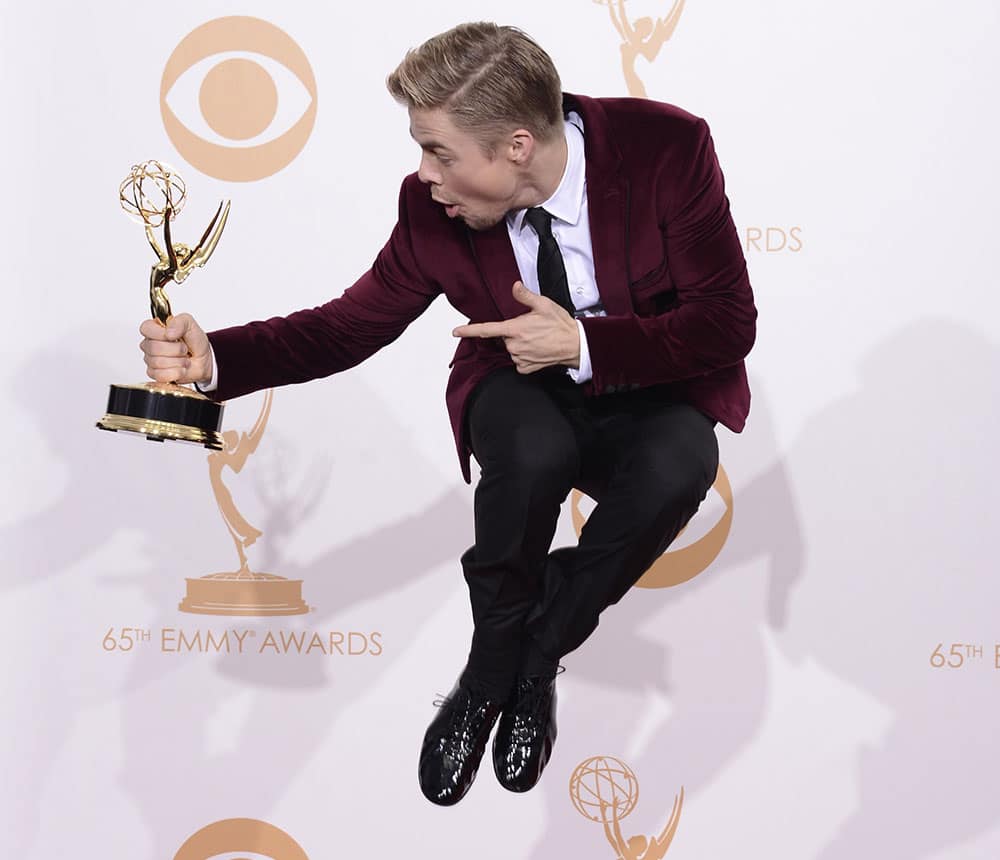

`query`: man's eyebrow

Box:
[408,128,451,153]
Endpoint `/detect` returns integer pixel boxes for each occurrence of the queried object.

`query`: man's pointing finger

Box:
[453,322,512,339]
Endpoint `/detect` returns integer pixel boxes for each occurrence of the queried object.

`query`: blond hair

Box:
[386,22,563,149]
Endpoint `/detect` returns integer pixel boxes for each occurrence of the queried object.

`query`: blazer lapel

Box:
[568,94,633,317]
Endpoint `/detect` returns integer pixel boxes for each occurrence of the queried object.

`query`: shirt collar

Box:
[508,113,586,233]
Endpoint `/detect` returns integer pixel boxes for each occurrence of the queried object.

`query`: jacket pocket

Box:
[629,255,674,300]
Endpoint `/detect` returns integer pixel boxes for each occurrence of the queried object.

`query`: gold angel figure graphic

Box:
[207,389,273,575]
[179,387,309,615]
[596,0,687,97]
[602,787,684,860]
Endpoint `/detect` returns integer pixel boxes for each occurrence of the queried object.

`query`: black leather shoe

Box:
[418,679,504,806]
[492,672,558,793]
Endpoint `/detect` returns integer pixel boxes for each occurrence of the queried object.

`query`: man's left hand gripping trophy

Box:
[96,160,231,449]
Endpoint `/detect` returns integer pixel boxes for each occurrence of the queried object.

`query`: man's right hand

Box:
[139,312,213,386]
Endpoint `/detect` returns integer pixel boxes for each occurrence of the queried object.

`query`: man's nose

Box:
[417,151,440,185]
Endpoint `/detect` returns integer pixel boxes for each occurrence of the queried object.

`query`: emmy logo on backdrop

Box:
[179,389,310,616]
[593,0,687,97]
[570,756,684,860]
[96,160,230,448]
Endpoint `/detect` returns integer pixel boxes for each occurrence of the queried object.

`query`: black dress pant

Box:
[461,368,719,697]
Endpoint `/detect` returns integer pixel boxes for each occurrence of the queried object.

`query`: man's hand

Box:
[139,312,213,385]
[452,282,580,374]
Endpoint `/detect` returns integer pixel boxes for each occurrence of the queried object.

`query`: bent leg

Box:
[525,401,719,670]
[462,370,581,695]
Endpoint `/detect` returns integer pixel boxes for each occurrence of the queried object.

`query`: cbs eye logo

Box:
[571,465,734,588]
[161,17,317,182]
[173,818,308,860]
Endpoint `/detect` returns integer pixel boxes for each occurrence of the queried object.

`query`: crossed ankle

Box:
[520,652,561,679]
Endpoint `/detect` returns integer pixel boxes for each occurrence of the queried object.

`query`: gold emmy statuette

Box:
[96,160,230,449]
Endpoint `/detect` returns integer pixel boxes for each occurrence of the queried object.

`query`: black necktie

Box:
[524,207,575,315]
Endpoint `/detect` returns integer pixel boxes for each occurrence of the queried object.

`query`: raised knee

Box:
[629,448,717,523]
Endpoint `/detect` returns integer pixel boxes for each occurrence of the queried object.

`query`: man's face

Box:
[408,107,519,231]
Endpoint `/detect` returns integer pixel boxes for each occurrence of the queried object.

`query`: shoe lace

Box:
[432,677,493,709]
[519,665,565,718]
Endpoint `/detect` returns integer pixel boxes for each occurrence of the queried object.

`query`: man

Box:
[139,22,756,806]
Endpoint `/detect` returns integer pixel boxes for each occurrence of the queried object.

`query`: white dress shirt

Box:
[505,113,602,384]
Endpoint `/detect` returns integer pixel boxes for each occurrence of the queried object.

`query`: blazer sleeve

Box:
[207,184,440,402]
[579,119,756,390]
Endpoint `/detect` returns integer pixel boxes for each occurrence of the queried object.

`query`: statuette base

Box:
[96,382,224,450]
[179,573,309,616]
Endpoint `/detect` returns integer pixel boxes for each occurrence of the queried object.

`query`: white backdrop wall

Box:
[3,1,999,858]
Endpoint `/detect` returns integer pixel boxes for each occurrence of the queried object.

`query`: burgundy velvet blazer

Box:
[207,93,757,482]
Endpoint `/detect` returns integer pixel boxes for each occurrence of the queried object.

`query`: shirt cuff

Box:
[565,319,593,384]
[194,343,219,393]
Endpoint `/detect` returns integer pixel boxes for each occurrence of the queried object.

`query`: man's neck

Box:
[511,132,569,211]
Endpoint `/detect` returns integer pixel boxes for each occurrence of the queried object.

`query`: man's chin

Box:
[462,213,503,231]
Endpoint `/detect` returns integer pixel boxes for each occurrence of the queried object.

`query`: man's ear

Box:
[508,128,536,165]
